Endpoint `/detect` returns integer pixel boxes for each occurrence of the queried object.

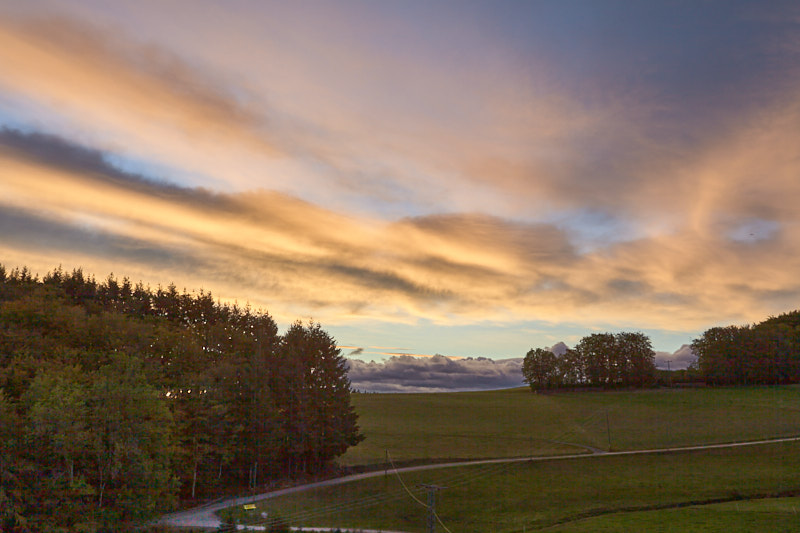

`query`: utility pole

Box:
[418,484,447,533]
[667,360,672,387]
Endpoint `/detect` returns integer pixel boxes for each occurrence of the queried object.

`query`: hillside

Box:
[224,385,800,532]
[342,385,800,465]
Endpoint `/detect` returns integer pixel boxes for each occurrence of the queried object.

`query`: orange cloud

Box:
[4,113,800,333]
[2,5,800,340]
[0,17,275,151]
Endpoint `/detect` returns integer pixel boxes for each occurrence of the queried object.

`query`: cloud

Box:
[672,345,698,368]
[4,124,800,332]
[3,3,800,221]
[0,128,574,324]
[347,342,696,393]
[3,4,798,231]
[548,342,569,356]
[3,3,800,348]
[532,341,697,372]
[0,7,621,218]
[654,345,698,371]
[350,341,701,392]
[0,16,276,150]
[0,13,348,202]
[0,203,195,269]
[347,355,524,393]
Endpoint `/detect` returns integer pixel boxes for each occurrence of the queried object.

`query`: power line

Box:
[232,408,615,530]
[418,484,448,533]
[388,451,429,508]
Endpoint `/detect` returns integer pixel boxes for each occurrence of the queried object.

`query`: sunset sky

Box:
[2,1,800,371]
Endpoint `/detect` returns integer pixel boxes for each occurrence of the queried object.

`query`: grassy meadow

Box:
[250,441,800,532]
[341,385,800,465]
[222,385,800,532]
[545,496,800,532]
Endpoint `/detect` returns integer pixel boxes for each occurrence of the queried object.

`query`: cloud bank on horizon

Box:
[346,343,697,393]
[347,355,525,393]
[1,1,800,362]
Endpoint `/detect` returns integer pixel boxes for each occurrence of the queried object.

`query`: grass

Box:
[244,440,800,532]
[342,385,800,465]
[214,385,800,531]
[546,496,800,532]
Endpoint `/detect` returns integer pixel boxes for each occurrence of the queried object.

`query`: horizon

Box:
[2,1,800,375]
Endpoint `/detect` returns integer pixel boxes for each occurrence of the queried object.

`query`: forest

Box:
[0,265,363,532]
[523,311,800,392]
[691,311,800,385]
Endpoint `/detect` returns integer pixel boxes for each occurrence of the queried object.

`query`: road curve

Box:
[157,435,800,530]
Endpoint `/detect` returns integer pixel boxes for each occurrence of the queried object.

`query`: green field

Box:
[222,386,800,532]
[248,441,800,532]
[546,496,800,532]
[342,385,800,465]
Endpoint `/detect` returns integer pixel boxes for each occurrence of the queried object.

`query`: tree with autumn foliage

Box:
[0,265,364,531]
[692,312,800,385]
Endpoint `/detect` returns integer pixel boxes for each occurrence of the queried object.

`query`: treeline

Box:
[0,265,363,532]
[692,311,800,385]
[522,332,656,392]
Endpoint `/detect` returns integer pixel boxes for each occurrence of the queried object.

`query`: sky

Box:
[2,1,800,390]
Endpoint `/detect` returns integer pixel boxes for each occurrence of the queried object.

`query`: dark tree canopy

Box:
[692,311,800,385]
[523,332,656,391]
[0,265,363,532]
